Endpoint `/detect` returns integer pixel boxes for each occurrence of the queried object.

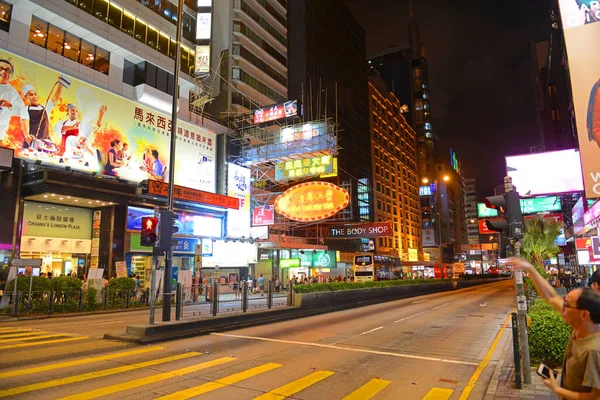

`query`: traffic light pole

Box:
[162,0,183,322]
[513,239,532,384]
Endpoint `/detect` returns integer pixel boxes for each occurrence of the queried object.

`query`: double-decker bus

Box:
[353,254,374,282]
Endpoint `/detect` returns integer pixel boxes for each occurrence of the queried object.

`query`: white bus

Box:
[353,254,374,282]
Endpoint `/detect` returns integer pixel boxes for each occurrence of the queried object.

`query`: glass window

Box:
[134,19,147,43]
[157,32,169,56]
[63,32,80,62]
[80,40,95,68]
[107,3,122,29]
[94,46,110,75]
[146,26,158,48]
[121,10,134,36]
[162,1,172,20]
[46,24,64,55]
[180,46,189,73]
[78,0,93,13]
[168,39,176,60]
[92,0,108,21]
[29,16,48,47]
[0,0,11,32]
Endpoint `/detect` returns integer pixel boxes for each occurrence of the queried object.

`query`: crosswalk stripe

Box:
[422,388,454,400]
[0,346,165,379]
[0,333,70,343]
[59,356,236,400]
[252,370,335,400]
[0,351,201,398]
[0,328,31,333]
[157,362,282,400]
[342,378,391,400]
[0,331,48,339]
[0,336,88,350]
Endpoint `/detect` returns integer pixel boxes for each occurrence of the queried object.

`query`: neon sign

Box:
[275,156,335,181]
[275,182,350,222]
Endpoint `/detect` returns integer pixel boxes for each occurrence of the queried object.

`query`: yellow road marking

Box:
[0,328,31,333]
[458,311,513,400]
[60,356,235,400]
[0,327,17,331]
[342,378,391,400]
[422,387,454,400]
[0,346,164,379]
[0,352,200,398]
[157,363,282,400]
[0,331,48,339]
[0,333,70,343]
[253,370,335,400]
[0,336,88,350]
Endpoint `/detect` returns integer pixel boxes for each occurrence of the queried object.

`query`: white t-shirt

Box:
[0,83,27,141]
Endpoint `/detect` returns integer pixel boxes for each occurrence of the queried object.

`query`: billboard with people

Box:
[0,49,216,192]
[558,0,600,198]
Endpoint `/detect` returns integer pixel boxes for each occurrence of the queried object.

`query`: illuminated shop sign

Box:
[329,222,392,238]
[280,258,301,268]
[519,196,561,214]
[194,45,210,75]
[477,203,498,218]
[253,100,300,124]
[275,156,336,181]
[419,185,431,196]
[274,182,350,222]
[227,163,251,238]
[196,12,212,40]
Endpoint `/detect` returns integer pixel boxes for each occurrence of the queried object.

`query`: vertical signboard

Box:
[194,45,211,75]
[227,163,251,238]
[558,1,600,198]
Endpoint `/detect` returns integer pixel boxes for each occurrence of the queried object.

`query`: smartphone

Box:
[536,363,557,380]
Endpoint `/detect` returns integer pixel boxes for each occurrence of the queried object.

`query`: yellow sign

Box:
[275,182,350,222]
[275,156,336,181]
[408,248,419,262]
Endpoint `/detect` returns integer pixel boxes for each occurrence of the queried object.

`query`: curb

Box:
[484,320,512,398]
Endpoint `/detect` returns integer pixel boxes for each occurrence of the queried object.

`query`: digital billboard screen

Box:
[519,196,561,214]
[253,100,299,124]
[505,149,584,196]
[558,0,600,198]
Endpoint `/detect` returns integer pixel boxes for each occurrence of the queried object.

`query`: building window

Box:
[29,17,110,75]
[0,0,12,32]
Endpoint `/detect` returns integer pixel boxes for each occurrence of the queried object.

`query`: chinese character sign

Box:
[227,163,251,238]
[22,201,93,239]
[253,100,299,124]
[275,155,334,181]
[0,49,216,192]
[275,182,350,222]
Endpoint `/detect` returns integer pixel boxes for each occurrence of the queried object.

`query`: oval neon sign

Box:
[274,182,350,222]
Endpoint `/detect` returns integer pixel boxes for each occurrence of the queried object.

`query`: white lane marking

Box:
[359,326,384,335]
[411,299,429,304]
[211,333,478,366]
[394,311,424,323]
[480,302,488,307]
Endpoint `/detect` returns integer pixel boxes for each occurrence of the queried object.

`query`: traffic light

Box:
[483,190,523,239]
[159,209,179,252]
[140,217,159,246]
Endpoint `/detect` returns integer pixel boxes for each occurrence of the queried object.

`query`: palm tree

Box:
[520,215,562,273]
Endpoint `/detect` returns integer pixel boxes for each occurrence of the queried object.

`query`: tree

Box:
[521,215,562,276]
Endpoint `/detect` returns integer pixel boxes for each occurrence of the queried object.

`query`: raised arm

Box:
[508,257,562,312]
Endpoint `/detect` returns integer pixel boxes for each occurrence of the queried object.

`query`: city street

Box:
[0,280,516,399]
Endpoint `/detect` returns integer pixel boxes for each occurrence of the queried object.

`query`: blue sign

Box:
[173,238,198,253]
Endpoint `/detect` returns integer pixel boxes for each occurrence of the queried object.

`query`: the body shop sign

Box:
[275,182,350,222]
[329,222,392,238]
[22,201,92,239]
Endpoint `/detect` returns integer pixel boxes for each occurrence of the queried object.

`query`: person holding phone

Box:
[509,257,600,399]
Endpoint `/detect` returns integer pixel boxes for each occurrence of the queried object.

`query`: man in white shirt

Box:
[0,59,28,143]
[57,103,107,155]
[21,83,63,150]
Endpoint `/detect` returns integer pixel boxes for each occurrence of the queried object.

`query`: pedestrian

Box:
[247,276,253,294]
[590,270,600,292]
[275,277,281,292]
[509,257,600,399]
[258,274,265,296]
[232,277,239,300]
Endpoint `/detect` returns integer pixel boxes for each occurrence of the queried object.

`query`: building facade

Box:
[368,76,422,262]
[464,178,480,244]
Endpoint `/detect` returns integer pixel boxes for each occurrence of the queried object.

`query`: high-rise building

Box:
[464,178,480,245]
[288,0,373,235]
[207,0,288,118]
[368,75,422,262]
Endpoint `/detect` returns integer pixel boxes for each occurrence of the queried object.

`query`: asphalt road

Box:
[0,280,516,399]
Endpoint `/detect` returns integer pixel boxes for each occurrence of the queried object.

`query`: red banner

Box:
[479,219,493,234]
[253,206,275,226]
[147,180,239,209]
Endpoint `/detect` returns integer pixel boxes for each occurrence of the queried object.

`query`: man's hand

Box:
[508,257,534,272]
[99,105,107,115]
[0,99,12,109]
[541,370,560,393]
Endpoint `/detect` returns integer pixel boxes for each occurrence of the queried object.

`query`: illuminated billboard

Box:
[520,196,561,214]
[253,100,299,124]
[0,49,216,192]
[194,45,210,75]
[477,203,498,218]
[558,0,600,198]
[275,155,335,181]
[196,12,212,40]
[274,182,350,222]
[226,163,251,238]
[505,149,584,196]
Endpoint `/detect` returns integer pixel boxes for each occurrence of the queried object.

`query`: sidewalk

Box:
[485,320,557,399]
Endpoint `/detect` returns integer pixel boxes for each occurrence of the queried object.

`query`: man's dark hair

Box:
[151,150,159,159]
[576,288,600,324]
[110,139,120,147]
[590,270,600,286]
[0,59,14,73]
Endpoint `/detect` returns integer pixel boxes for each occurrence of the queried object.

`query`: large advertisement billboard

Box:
[0,49,216,192]
[253,100,299,124]
[558,1,600,198]
[505,149,584,196]
[227,163,251,238]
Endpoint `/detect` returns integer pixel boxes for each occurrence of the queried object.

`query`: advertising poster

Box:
[0,49,215,192]
[253,100,299,124]
[558,1,600,198]
[226,163,251,238]
[252,206,274,226]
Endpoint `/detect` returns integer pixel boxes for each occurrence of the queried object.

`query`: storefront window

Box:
[46,24,64,55]
[107,3,122,29]
[0,0,12,32]
[63,32,81,62]
[29,16,48,47]
[95,46,110,74]
[80,39,96,68]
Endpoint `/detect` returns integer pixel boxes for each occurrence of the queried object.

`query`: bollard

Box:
[212,282,218,316]
[125,289,130,308]
[78,289,83,312]
[242,281,248,313]
[192,285,196,303]
[512,312,522,389]
[287,283,293,307]
[267,281,273,309]
[175,283,181,321]
[103,289,108,309]
[48,290,54,315]
[12,291,19,317]
[145,288,150,305]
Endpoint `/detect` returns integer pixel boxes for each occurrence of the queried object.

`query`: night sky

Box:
[343,0,552,196]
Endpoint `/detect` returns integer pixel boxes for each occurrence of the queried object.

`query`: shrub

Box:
[292,278,453,294]
[50,276,83,292]
[5,276,51,292]
[527,298,571,368]
[108,277,136,293]
[84,288,99,311]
